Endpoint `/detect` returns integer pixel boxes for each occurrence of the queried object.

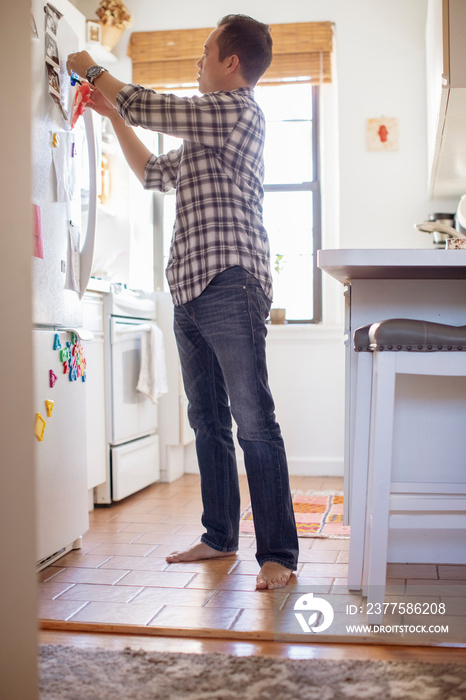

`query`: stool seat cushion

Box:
[354,318,466,352]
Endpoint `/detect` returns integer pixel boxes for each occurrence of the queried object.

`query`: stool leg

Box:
[364,352,396,624]
[348,351,373,590]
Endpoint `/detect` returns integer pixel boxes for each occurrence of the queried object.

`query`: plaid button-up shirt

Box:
[116,84,273,306]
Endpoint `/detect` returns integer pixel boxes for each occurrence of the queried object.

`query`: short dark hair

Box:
[216,14,273,85]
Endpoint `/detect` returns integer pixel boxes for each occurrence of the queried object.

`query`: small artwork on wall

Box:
[86,20,102,44]
[366,117,400,151]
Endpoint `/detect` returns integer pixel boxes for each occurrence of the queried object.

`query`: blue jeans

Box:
[173,266,299,571]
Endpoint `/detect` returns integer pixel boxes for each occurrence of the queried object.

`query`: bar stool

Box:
[348,319,466,622]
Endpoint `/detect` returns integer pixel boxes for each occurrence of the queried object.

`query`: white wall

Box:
[0,2,39,698]
[75,0,460,476]
[77,0,460,244]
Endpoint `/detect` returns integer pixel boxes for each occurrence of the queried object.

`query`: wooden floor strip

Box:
[39,619,464,648]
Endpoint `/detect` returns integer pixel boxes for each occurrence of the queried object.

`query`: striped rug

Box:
[239,491,350,538]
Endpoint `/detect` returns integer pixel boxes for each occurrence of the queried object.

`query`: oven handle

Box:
[111,321,153,342]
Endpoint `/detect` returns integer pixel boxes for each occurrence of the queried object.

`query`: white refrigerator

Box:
[31,0,98,567]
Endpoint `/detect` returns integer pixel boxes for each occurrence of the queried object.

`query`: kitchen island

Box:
[318,248,466,564]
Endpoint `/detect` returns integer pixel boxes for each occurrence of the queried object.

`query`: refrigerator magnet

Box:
[34,413,46,442]
[49,369,58,388]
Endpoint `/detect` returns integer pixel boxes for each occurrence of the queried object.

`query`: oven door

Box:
[109,317,158,444]
[111,434,159,501]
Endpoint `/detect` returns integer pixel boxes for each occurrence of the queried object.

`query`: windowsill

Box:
[266,322,344,342]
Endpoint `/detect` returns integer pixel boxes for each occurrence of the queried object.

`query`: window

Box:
[152,83,322,322]
[256,83,321,323]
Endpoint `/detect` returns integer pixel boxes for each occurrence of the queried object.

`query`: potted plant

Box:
[95,0,133,51]
[269,253,286,324]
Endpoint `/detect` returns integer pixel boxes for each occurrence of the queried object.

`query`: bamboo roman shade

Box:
[128,22,334,90]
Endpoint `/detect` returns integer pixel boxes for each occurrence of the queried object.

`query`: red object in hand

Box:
[71,82,94,128]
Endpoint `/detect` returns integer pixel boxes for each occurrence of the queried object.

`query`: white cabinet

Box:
[427,0,466,198]
[82,292,107,491]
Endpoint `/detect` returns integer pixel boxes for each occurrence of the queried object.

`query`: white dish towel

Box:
[137,323,168,403]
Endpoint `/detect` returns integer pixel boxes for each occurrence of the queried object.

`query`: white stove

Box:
[94,284,161,503]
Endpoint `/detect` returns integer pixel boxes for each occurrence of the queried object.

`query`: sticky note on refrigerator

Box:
[51,130,77,202]
[64,223,81,293]
[32,203,44,259]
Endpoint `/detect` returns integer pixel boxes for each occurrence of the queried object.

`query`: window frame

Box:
[262,84,322,324]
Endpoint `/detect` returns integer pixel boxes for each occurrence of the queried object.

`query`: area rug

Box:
[240,491,350,538]
[39,645,466,700]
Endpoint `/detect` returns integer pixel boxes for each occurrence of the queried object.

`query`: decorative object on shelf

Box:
[95,0,133,51]
[270,308,286,324]
[270,253,286,324]
[366,117,400,152]
[86,20,102,45]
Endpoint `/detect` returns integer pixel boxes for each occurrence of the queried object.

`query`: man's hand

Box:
[67,53,127,109]
[66,51,96,80]
[89,87,117,119]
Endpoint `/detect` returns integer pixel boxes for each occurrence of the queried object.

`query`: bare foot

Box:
[256,562,294,590]
[166,542,237,564]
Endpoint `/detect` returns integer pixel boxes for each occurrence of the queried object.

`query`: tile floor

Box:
[38,474,466,641]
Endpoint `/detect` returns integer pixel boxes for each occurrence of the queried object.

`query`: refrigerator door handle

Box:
[62,327,94,341]
[79,109,99,299]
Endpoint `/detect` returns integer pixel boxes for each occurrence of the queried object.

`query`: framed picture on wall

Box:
[366,117,400,152]
[86,20,102,45]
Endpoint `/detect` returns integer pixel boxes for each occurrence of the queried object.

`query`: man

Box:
[67,14,299,590]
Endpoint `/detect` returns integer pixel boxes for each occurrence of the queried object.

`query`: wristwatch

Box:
[85,65,108,85]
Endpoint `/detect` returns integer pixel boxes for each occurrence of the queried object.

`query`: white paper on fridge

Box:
[64,222,81,292]
[51,130,77,202]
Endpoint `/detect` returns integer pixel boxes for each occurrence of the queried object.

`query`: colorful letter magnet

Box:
[45,400,55,417]
[49,369,58,388]
[34,413,46,441]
